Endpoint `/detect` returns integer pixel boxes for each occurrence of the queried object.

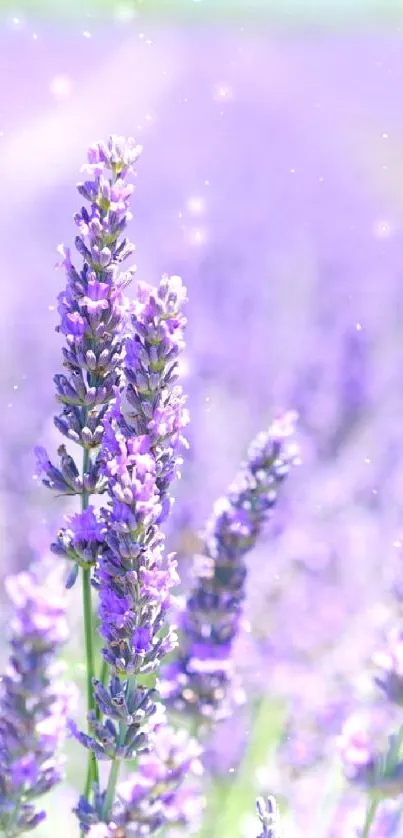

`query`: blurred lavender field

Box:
[2,3,403,836]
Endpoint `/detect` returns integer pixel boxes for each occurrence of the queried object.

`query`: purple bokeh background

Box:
[2,11,403,835]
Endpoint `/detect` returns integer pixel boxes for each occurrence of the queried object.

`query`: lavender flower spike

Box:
[33,136,142,813]
[77,714,204,836]
[122,273,189,519]
[255,796,280,838]
[73,274,189,813]
[0,567,70,837]
[35,134,141,528]
[161,412,299,720]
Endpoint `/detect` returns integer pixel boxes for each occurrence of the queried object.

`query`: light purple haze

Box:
[2,13,403,835]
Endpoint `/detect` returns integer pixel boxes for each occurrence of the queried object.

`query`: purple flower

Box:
[338,712,403,796]
[95,417,179,678]
[110,720,204,837]
[373,628,403,706]
[50,506,105,579]
[36,136,141,507]
[85,412,179,765]
[122,273,190,520]
[68,507,106,544]
[161,412,299,719]
[0,566,70,836]
[73,163,189,830]
[339,713,380,785]
[74,719,203,836]
[10,756,38,789]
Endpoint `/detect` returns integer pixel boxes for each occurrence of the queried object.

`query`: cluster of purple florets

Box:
[0,136,298,838]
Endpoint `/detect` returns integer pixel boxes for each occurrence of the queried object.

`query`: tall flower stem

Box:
[81,448,99,797]
[102,723,126,822]
[102,758,120,821]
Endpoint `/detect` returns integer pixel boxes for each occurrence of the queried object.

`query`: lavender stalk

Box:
[161,412,299,721]
[0,567,69,837]
[71,273,190,823]
[80,711,204,836]
[35,136,142,804]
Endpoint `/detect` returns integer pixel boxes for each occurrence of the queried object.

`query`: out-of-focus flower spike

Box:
[0,565,71,836]
[161,411,299,720]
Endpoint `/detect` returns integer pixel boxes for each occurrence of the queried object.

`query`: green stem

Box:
[102,723,126,821]
[100,658,109,686]
[102,758,121,821]
[95,659,109,721]
[81,448,99,800]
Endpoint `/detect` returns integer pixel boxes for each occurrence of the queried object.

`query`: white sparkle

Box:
[356,322,362,331]
[49,75,73,99]
[394,540,402,548]
[186,196,205,215]
[364,457,371,464]
[188,228,206,246]
[212,83,233,102]
[32,32,38,39]
[83,30,92,38]
[382,132,389,139]
[373,219,395,238]
[8,14,25,30]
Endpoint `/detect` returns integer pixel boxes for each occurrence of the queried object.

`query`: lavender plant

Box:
[161,413,299,722]
[4,135,300,838]
[0,566,69,837]
[78,710,204,836]
[72,274,190,824]
[34,136,193,832]
[35,136,143,805]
